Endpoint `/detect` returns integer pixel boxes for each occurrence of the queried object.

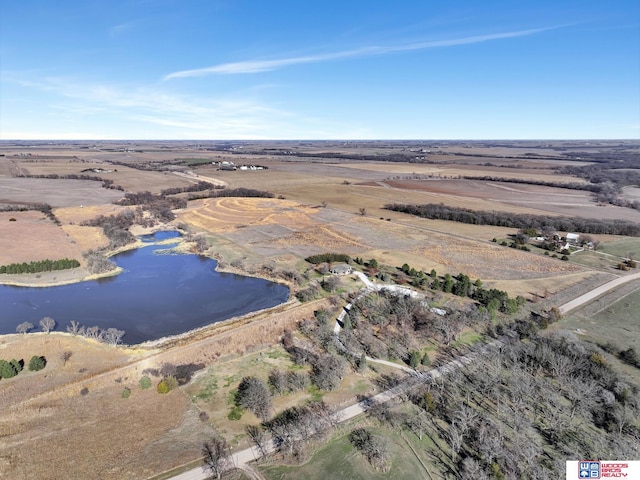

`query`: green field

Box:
[554,286,640,364]
[598,238,640,258]
[259,425,440,480]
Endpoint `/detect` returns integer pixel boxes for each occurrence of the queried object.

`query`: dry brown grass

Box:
[0,177,123,208]
[0,298,328,480]
[0,211,85,265]
[178,198,318,233]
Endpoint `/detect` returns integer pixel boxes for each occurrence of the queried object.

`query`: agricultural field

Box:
[0,177,122,207]
[0,140,639,480]
[0,210,89,265]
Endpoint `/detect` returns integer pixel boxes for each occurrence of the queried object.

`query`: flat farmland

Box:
[0,177,122,207]
[385,179,640,222]
[0,211,88,265]
[334,161,586,182]
[199,160,640,223]
[15,160,197,194]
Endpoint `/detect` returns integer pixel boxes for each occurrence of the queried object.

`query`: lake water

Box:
[0,232,289,344]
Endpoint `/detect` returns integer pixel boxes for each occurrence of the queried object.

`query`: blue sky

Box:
[1,0,638,140]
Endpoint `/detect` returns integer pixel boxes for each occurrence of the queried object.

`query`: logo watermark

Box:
[567,461,640,479]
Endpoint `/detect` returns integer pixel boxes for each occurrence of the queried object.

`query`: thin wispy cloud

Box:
[3,75,352,139]
[109,22,135,37]
[164,27,553,79]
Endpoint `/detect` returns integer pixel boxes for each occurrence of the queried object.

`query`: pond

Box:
[0,232,289,344]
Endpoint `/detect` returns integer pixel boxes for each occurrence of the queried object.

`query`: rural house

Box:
[329,264,353,275]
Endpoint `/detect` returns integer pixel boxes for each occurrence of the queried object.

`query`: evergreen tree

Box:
[10,358,23,373]
[421,353,431,366]
[0,359,18,378]
[409,351,421,368]
[442,274,454,293]
[28,355,46,372]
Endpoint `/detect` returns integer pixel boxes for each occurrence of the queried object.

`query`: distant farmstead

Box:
[330,264,353,275]
[565,233,581,245]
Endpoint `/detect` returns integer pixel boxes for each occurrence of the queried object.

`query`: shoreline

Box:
[0,266,124,288]
[0,231,183,288]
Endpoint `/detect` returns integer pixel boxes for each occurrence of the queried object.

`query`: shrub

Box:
[164,376,179,391]
[0,359,18,379]
[80,387,89,396]
[561,255,569,261]
[619,347,639,367]
[227,406,243,420]
[10,358,23,373]
[590,353,607,367]
[157,380,170,394]
[157,376,179,394]
[122,387,131,398]
[421,353,431,366]
[28,355,46,372]
[139,376,152,389]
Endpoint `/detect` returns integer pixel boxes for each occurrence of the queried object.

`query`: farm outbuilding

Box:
[566,233,580,244]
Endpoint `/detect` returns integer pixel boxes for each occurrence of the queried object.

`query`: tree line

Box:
[305,253,351,264]
[1,203,59,224]
[186,187,275,201]
[385,202,640,236]
[458,175,607,193]
[0,258,80,274]
[17,173,123,191]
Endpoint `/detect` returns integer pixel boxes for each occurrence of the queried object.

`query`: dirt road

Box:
[558,271,640,314]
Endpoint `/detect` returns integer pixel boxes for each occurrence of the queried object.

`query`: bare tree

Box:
[194,236,209,253]
[85,325,102,340]
[268,369,289,395]
[236,376,272,421]
[60,351,72,367]
[461,457,489,480]
[246,424,270,458]
[613,403,634,435]
[349,428,390,471]
[102,328,125,346]
[16,321,34,334]
[311,354,345,391]
[202,435,230,480]
[66,320,84,335]
[447,424,464,463]
[39,316,56,333]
